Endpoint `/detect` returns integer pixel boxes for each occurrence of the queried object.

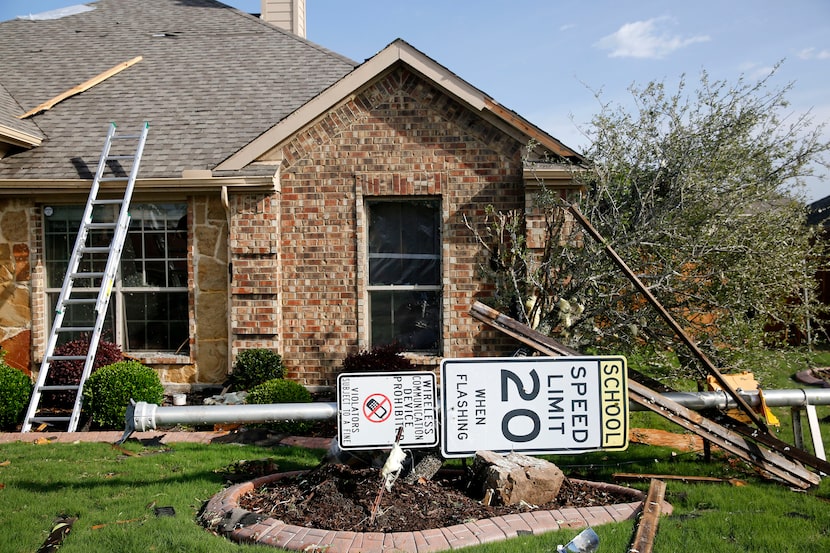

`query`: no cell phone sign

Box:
[337,371,438,450]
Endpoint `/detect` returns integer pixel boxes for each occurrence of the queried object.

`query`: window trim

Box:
[364,197,442,354]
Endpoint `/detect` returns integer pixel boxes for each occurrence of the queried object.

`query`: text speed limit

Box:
[440,356,628,458]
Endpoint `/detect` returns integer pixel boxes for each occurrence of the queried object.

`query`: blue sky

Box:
[3,0,829,202]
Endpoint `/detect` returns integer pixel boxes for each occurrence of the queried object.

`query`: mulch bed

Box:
[236,463,636,533]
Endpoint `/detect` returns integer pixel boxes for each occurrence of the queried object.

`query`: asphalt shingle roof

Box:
[0,0,357,180]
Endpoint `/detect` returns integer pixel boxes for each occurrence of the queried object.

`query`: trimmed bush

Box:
[246,378,312,434]
[340,342,415,373]
[44,337,123,408]
[82,360,164,429]
[0,362,32,429]
[230,348,285,391]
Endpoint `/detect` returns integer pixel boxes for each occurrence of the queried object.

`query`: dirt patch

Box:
[236,463,636,533]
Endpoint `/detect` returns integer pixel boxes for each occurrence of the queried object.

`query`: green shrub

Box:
[340,342,415,373]
[82,360,164,428]
[0,362,32,429]
[230,348,285,391]
[246,378,312,434]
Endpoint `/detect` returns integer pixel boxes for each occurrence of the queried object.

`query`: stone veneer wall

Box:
[237,66,526,387]
[0,199,33,375]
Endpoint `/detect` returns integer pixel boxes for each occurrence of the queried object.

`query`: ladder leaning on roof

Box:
[22,122,149,433]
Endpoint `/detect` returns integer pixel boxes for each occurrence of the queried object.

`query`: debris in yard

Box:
[154,506,176,517]
[629,428,704,452]
[36,516,76,553]
[613,473,746,486]
[628,479,667,553]
[557,526,600,553]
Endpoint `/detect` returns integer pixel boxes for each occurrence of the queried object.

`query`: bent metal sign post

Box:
[440,356,629,458]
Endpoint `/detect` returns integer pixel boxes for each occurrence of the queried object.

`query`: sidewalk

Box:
[0,430,333,449]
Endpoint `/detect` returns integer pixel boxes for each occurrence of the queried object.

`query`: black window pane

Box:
[369,257,440,285]
[370,290,440,353]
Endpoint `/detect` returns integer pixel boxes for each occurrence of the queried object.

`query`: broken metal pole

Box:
[122,388,830,432]
[119,400,338,443]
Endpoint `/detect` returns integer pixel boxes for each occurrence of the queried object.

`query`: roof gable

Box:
[216,39,583,171]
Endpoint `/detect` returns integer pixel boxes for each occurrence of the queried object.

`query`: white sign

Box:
[337,371,438,449]
[441,356,628,458]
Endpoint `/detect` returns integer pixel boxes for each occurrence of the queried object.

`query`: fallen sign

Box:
[441,356,629,458]
[337,371,438,450]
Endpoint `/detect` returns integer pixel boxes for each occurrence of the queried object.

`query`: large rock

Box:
[472,451,565,506]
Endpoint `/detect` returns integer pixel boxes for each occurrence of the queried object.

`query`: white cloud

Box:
[595,16,710,59]
[798,47,830,60]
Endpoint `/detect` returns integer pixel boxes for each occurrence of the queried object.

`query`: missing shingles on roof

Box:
[16,4,96,21]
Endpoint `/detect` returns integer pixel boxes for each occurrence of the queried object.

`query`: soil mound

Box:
[237,463,635,533]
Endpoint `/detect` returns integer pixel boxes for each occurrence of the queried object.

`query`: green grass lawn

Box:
[1,347,829,552]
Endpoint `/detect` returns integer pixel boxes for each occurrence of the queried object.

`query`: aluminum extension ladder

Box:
[22,122,149,432]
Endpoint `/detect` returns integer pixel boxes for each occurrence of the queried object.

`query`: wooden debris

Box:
[19,56,142,119]
[613,473,746,486]
[629,427,704,452]
[628,479,666,553]
[469,300,822,490]
[36,516,76,553]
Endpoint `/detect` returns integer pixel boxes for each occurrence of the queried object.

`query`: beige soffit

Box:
[0,175,275,196]
[216,40,582,171]
[0,125,43,148]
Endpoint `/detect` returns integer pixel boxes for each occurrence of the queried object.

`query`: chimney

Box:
[261,0,306,38]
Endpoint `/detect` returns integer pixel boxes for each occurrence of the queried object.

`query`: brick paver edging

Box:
[201,471,673,553]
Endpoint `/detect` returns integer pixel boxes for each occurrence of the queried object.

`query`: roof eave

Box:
[0,175,276,196]
[0,125,43,149]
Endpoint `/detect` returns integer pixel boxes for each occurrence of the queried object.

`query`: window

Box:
[43,203,189,354]
[367,199,441,353]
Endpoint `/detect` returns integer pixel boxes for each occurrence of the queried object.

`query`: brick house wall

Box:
[229,66,528,387]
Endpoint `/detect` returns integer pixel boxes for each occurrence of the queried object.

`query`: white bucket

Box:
[172,393,187,406]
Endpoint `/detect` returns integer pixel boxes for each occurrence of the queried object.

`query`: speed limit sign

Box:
[440,356,628,458]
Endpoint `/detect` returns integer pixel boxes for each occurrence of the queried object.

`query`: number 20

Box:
[500,369,540,442]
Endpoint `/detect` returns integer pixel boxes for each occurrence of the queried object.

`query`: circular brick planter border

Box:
[201,470,672,552]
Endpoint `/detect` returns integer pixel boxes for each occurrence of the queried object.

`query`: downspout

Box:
[221,185,232,376]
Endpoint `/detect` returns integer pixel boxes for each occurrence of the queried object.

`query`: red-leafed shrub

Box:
[340,343,415,373]
[43,336,123,408]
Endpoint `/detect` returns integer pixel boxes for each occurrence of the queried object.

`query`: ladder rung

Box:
[84,223,117,230]
[47,355,87,361]
[61,298,97,305]
[91,199,124,205]
[56,327,95,333]
[38,385,81,392]
[80,246,111,254]
[99,177,128,182]
[113,133,142,139]
[29,416,72,423]
[106,155,135,160]
[70,271,106,279]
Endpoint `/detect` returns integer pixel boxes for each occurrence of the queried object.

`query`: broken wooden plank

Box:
[19,56,142,119]
[628,479,666,553]
[470,301,821,489]
[613,473,746,486]
[470,301,579,356]
[629,427,704,452]
[567,204,769,433]
[629,380,820,489]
